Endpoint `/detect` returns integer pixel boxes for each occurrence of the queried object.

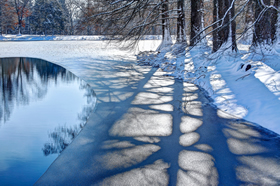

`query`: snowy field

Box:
[0,34,162,41]
[0,35,280,135]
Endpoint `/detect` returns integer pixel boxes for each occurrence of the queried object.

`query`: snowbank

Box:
[0,34,164,41]
[1,36,280,135]
[138,42,280,135]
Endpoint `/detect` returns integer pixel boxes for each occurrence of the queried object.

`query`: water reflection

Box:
[34,53,280,185]
[0,57,96,185]
[43,80,96,156]
[0,57,72,123]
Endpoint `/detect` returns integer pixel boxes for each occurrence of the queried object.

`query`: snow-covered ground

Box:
[138,41,280,136]
[1,35,280,135]
[0,34,162,41]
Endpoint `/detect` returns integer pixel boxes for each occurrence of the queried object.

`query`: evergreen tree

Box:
[30,0,44,34]
[45,1,65,34]
[30,0,65,35]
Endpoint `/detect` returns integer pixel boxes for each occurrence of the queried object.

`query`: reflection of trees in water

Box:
[42,126,80,156]
[0,57,76,124]
[42,82,96,156]
[0,57,97,156]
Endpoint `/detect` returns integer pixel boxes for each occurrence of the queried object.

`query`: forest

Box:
[0,0,279,52]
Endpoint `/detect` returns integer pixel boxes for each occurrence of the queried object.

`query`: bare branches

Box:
[13,0,30,34]
[252,0,279,46]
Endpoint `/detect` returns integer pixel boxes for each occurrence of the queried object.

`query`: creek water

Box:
[0,57,96,185]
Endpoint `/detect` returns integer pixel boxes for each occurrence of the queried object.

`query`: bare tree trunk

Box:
[213,0,219,52]
[252,0,271,46]
[176,0,186,43]
[219,0,229,46]
[161,0,169,40]
[241,1,254,44]
[70,18,74,35]
[190,0,203,46]
[230,0,237,51]
[271,0,279,43]
[212,0,236,52]
[158,0,172,50]
[213,0,228,52]
[86,0,91,35]
[0,2,2,36]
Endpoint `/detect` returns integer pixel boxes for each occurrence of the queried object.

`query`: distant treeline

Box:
[0,0,279,52]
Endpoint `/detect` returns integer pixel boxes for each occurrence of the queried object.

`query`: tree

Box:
[0,0,2,35]
[13,0,31,34]
[157,0,173,50]
[64,0,79,35]
[252,0,279,46]
[0,0,17,34]
[239,0,254,44]
[30,0,66,35]
[190,0,204,46]
[45,1,65,34]
[271,0,279,43]
[212,0,237,52]
[176,0,186,43]
[76,0,96,35]
[91,1,167,44]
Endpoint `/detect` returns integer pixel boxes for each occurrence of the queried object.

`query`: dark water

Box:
[0,58,96,185]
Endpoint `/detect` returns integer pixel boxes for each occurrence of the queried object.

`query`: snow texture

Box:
[1,35,280,136]
[138,39,280,136]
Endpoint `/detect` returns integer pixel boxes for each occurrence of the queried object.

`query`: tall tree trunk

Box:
[158,0,172,50]
[190,0,203,46]
[252,0,271,46]
[230,0,237,51]
[161,0,170,39]
[219,0,229,47]
[70,18,74,35]
[212,0,236,52]
[271,0,279,44]
[87,0,91,35]
[18,20,22,35]
[241,1,254,44]
[213,0,228,52]
[213,0,219,52]
[176,0,186,43]
[0,3,2,36]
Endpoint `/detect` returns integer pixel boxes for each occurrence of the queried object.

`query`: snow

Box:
[0,34,163,41]
[1,35,280,136]
[138,40,280,135]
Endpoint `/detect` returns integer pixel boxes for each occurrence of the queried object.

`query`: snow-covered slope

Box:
[1,36,280,135]
[138,42,280,135]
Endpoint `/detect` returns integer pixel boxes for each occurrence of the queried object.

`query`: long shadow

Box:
[36,55,280,185]
[35,57,160,184]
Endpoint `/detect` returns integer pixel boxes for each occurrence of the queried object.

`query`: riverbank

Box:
[1,38,280,135]
[0,36,280,134]
[1,40,280,185]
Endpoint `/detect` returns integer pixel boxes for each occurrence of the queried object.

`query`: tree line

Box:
[0,0,99,35]
[0,0,279,52]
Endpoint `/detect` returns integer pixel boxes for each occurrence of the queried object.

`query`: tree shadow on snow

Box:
[35,56,280,186]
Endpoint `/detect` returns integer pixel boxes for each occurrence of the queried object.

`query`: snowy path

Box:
[1,41,280,185]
